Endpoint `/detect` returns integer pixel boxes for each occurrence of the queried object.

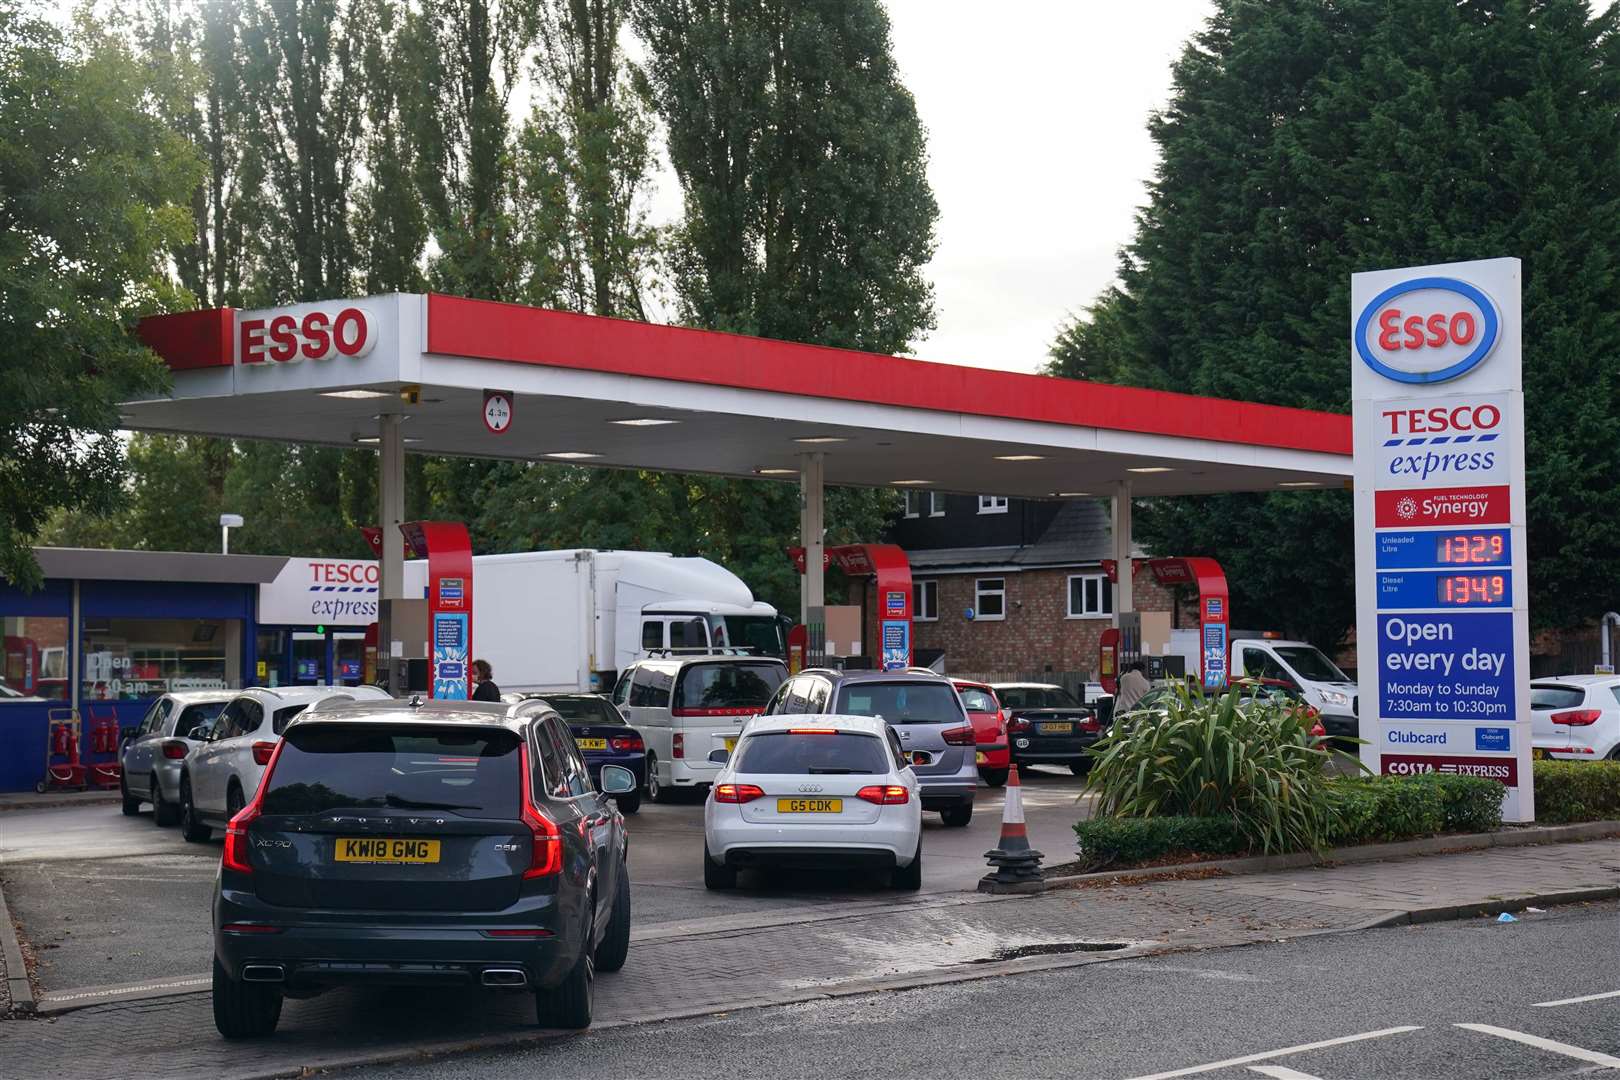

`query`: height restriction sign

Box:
[1351,258,1533,821]
[482,389,514,435]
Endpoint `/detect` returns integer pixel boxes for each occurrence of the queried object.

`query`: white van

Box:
[612,655,787,802]
[1230,638,1359,738]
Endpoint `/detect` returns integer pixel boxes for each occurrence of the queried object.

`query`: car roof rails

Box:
[644,646,762,658]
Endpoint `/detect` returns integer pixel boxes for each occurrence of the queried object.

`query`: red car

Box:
[951,680,1010,787]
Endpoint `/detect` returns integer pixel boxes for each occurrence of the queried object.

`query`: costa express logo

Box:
[1355,277,1499,384]
[239,307,375,366]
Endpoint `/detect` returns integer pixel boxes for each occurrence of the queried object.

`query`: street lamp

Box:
[220,513,244,554]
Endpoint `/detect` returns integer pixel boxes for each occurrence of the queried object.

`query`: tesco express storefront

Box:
[0,549,381,793]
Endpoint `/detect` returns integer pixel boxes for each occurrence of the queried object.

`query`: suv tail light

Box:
[672,733,685,759]
[518,745,561,878]
[713,783,765,803]
[251,740,276,766]
[1554,709,1603,727]
[161,739,189,760]
[941,725,975,747]
[856,785,909,805]
[610,734,644,752]
[222,742,284,875]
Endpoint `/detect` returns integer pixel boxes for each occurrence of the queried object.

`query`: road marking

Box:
[1121,1027,1422,1080]
[1532,989,1620,1008]
[1249,1068,1327,1080]
[1454,1023,1620,1067]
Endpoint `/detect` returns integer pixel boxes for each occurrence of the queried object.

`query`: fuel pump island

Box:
[1351,257,1534,821]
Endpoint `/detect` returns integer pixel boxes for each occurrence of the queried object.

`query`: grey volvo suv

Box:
[211,696,635,1038]
[759,669,977,826]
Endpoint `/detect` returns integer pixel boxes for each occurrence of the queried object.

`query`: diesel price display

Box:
[1436,532,1507,565]
[1438,573,1507,606]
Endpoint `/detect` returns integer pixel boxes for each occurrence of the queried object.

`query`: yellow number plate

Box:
[1039,722,1074,734]
[576,737,608,750]
[1532,748,1548,760]
[334,838,441,864]
[776,798,842,813]
[975,751,987,764]
[724,737,738,752]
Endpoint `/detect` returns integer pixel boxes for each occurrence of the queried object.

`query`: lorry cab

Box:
[1230,637,1358,739]
[637,602,784,659]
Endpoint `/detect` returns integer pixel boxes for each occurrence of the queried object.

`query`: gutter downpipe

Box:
[1602,612,1620,671]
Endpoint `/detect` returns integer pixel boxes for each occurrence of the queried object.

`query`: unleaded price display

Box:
[1436,532,1507,565]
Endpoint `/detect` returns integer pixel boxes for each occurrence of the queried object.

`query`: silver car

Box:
[119,691,236,826]
[180,685,387,841]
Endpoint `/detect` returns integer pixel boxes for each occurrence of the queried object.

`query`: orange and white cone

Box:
[978,763,1046,893]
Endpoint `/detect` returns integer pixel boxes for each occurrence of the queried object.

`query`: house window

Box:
[974,578,1006,621]
[1067,574,1114,618]
[905,491,943,518]
[913,580,938,622]
[977,495,1008,515]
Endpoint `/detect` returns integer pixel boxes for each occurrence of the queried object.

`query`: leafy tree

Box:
[351,0,428,294]
[1049,0,1620,638]
[0,4,202,588]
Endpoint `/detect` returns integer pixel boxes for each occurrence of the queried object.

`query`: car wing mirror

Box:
[599,764,637,795]
[707,748,729,765]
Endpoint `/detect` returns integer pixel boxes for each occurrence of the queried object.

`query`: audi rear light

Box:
[1553,709,1603,727]
[672,733,685,759]
[610,734,644,752]
[161,739,189,760]
[251,740,276,766]
[518,745,561,878]
[941,725,975,747]
[856,785,909,805]
[713,783,765,803]
[222,741,283,876]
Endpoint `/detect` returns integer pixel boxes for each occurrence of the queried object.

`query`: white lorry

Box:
[406,549,781,693]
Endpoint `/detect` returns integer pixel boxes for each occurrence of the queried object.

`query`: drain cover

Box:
[971,941,1129,964]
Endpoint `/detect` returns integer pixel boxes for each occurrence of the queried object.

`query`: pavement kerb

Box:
[0,790,122,813]
[0,873,35,1014]
[1043,819,1620,888]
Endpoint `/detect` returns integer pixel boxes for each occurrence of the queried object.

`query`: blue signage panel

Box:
[1475,726,1511,752]
[1376,569,1511,609]
[885,590,906,616]
[1375,528,1511,570]
[881,620,909,671]
[1377,611,1513,720]
[1202,622,1227,689]
[433,612,469,700]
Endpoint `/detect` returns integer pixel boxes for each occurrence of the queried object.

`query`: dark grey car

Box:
[211,697,634,1038]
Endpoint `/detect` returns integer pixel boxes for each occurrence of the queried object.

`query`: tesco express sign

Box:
[1354,277,1500,385]
[239,307,375,366]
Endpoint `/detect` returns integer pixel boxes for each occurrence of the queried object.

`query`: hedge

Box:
[1533,760,1620,823]
[1071,816,1249,871]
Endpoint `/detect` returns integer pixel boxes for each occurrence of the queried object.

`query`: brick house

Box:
[851,493,1187,677]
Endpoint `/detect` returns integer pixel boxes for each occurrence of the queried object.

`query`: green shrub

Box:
[1533,760,1620,823]
[1323,775,1501,845]
[1072,815,1249,871]
[1085,683,1354,854]
[1419,774,1505,833]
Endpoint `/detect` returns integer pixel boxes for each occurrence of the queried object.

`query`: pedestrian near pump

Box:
[1113,662,1150,716]
[471,659,501,701]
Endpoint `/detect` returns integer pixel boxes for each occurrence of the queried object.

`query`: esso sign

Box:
[1381,402,1501,437]
[1354,277,1499,385]
[239,307,375,366]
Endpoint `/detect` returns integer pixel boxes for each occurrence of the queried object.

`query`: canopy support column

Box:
[1112,480,1135,651]
[800,453,825,667]
[378,413,406,694]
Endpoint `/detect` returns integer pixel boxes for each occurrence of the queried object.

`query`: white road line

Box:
[1455,1023,1620,1068]
[1120,1027,1422,1080]
[1532,989,1620,1008]
[1249,1067,1328,1080]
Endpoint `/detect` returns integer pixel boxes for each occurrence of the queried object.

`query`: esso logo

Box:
[239,307,375,366]
[1355,277,1499,384]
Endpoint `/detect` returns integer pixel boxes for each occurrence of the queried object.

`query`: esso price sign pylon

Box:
[1350,258,1533,822]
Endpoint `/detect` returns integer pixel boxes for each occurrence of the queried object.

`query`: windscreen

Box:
[725,616,785,657]
[175,702,227,738]
[261,725,521,819]
[957,687,997,713]
[1530,685,1585,711]
[1273,646,1348,683]
[835,681,964,725]
[544,696,625,725]
[675,663,784,711]
[735,730,889,774]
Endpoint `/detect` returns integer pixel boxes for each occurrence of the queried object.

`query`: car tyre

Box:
[535,914,594,1029]
[979,767,1008,788]
[212,954,282,1039]
[940,803,973,828]
[702,842,736,890]
[180,777,210,843]
[152,775,180,826]
[646,754,671,803]
[1069,761,1091,777]
[120,773,141,816]
[613,791,641,815]
[594,868,631,973]
[891,839,923,891]
[226,783,245,822]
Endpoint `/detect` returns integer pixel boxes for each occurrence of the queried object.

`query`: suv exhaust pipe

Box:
[241,964,285,983]
[481,967,528,988]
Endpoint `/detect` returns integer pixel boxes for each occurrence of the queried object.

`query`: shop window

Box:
[913,580,939,622]
[1067,574,1113,618]
[904,491,943,518]
[81,617,240,702]
[975,578,1006,621]
[977,495,1009,515]
[2,615,70,700]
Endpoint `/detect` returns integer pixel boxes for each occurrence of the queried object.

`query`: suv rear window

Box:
[544,696,625,726]
[836,681,964,725]
[735,730,889,774]
[1530,685,1586,710]
[675,662,785,712]
[262,725,521,819]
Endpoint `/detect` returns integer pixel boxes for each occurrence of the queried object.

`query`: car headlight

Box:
[1320,690,1351,709]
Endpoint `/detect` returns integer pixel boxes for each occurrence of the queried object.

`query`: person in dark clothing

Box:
[470,659,501,701]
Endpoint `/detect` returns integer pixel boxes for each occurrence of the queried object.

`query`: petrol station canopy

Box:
[131,293,1352,498]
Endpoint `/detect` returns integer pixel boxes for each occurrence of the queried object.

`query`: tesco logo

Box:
[239,308,375,366]
[1355,277,1499,385]
[1381,402,1501,437]
[309,561,379,586]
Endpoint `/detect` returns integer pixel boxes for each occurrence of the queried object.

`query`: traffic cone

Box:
[978,763,1046,894]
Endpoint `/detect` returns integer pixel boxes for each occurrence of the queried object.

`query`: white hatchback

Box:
[1530,676,1620,761]
[702,714,923,891]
